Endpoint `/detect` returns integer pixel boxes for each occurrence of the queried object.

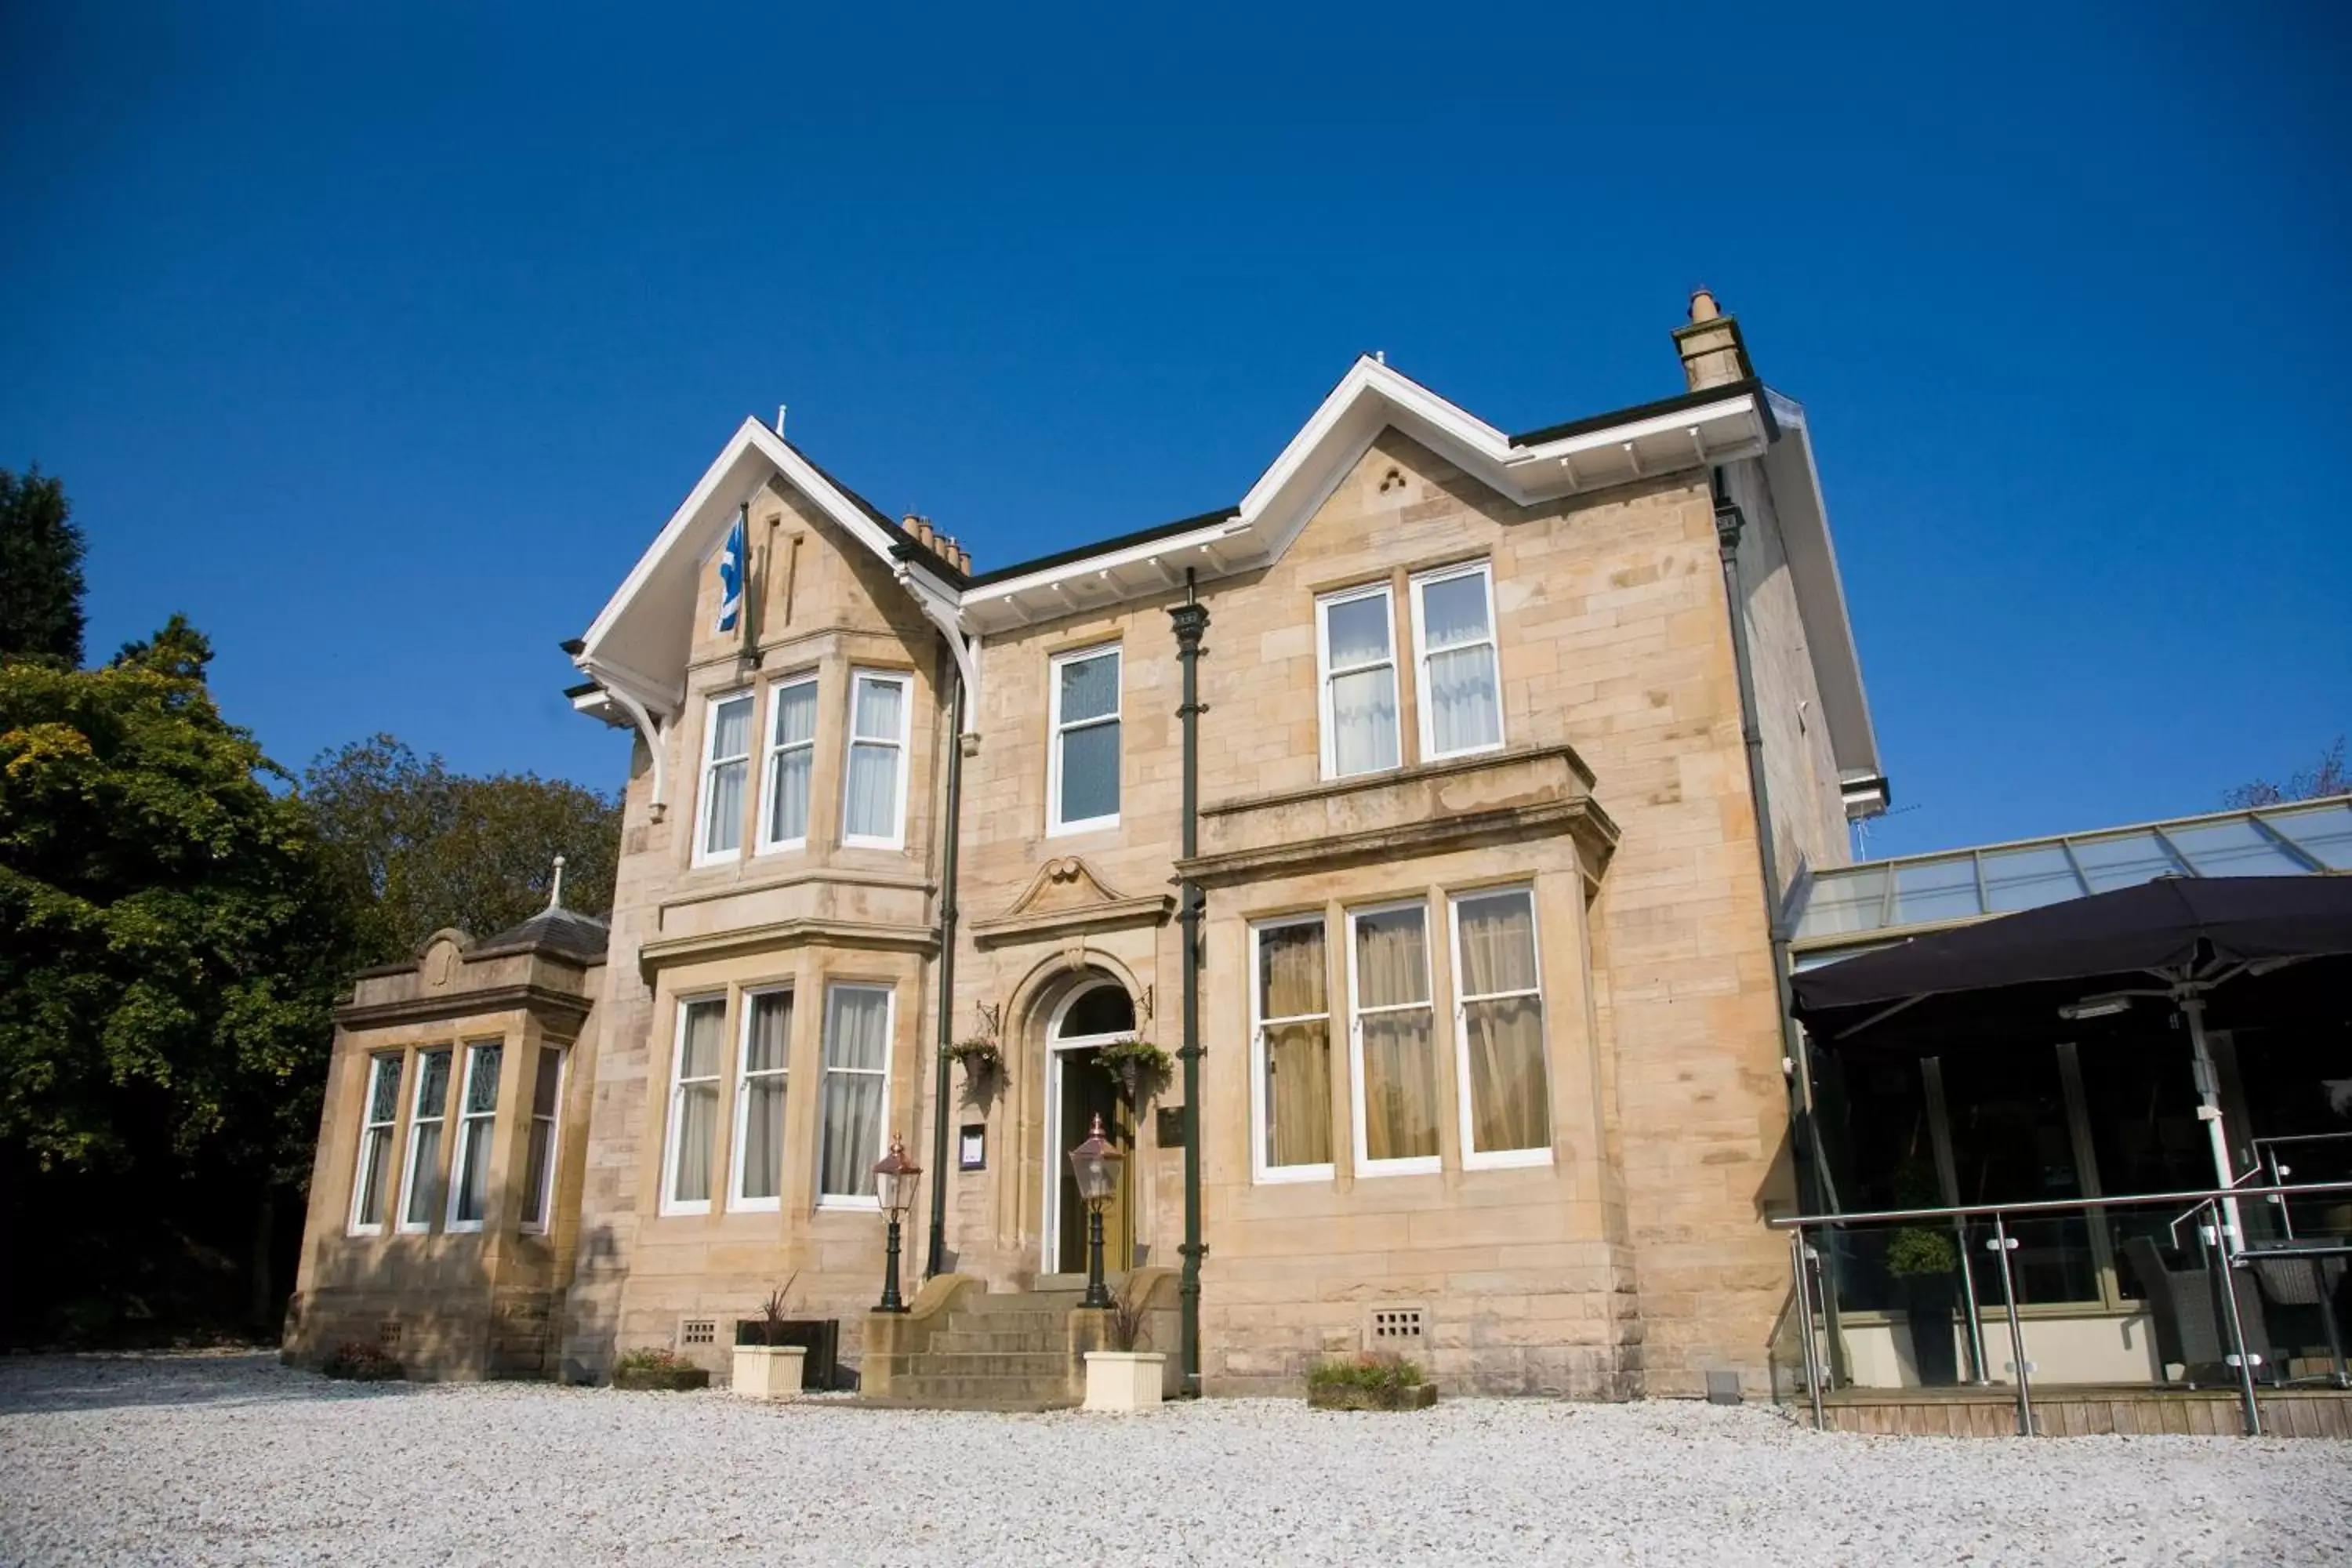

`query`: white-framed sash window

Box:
[1251,916,1334,1182]
[1411,561,1503,760]
[1048,644,1122,834]
[518,1045,566,1232]
[446,1041,504,1232]
[731,989,793,1211]
[1346,901,1441,1175]
[1317,584,1401,778]
[817,983,891,1206]
[1450,887,1552,1167]
[757,674,818,852]
[695,691,755,864]
[842,670,911,849]
[348,1051,403,1235]
[397,1047,452,1233]
[661,997,725,1215]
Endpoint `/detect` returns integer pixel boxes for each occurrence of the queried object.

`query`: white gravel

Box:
[1,1353,2344,1566]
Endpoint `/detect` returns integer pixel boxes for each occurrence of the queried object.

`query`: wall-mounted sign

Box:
[958,1124,986,1171]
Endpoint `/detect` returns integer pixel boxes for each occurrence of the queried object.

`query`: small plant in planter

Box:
[612,1347,711,1392]
[1094,1037,1172,1105]
[731,1276,807,1399]
[948,1036,1004,1087]
[1082,1280,1167,1413]
[321,1341,403,1382]
[1306,1352,1436,1411]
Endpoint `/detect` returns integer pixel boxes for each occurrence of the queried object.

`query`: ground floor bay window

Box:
[1252,917,1333,1181]
[447,1042,503,1232]
[818,983,890,1205]
[1451,887,1549,1165]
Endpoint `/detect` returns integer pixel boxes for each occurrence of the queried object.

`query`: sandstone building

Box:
[287,292,1889,1400]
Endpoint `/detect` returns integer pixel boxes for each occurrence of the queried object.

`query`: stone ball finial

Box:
[1689,287,1721,323]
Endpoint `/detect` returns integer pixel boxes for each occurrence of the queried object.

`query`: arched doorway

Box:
[1044,979,1136,1276]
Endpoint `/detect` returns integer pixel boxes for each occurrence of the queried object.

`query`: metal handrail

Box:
[1767,1178,2352,1230]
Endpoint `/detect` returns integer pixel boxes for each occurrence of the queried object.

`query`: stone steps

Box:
[869,1284,1096,1407]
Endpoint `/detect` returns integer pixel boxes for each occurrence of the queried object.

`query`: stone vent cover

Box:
[678,1318,717,1348]
[1368,1306,1426,1345]
[378,1321,402,1348]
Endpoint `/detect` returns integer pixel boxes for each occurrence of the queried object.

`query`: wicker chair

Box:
[2122,1236,2274,1388]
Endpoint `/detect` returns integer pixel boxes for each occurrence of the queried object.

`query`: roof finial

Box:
[546,853,566,912]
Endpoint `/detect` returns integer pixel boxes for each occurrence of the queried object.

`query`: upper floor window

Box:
[662,997,725,1215]
[348,1052,402,1235]
[731,989,793,1211]
[446,1042,503,1231]
[1049,644,1121,834]
[518,1045,566,1233]
[1347,901,1440,1175]
[1252,916,1334,1182]
[397,1047,452,1232]
[1317,585,1399,779]
[696,691,754,863]
[1450,887,1551,1166]
[818,983,891,1205]
[1413,562,1503,759]
[759,675,818,851]
[842,670,910,849]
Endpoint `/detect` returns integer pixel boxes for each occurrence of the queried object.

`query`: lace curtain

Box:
[766,681,816,844]
[703,695,752,855]
[844,678,904,839]
[1326,593,1399,775]
[670,1002,723,1205]
[820,985,889,1197]
[739,992,792,1201]
[1420,572,1500,754]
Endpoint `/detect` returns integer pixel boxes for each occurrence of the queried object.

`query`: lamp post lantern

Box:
[872,1134,921,1314]
[1068,1112,1124,1309]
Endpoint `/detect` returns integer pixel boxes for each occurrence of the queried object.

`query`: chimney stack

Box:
[1671,287,1754,392]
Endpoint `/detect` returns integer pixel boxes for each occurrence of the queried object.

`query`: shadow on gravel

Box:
[0,1352,421,1416]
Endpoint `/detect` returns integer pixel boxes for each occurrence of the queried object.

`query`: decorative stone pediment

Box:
[971,856,1174,949]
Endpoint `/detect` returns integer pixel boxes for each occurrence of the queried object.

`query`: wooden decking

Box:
[1813,1384,2352,1438]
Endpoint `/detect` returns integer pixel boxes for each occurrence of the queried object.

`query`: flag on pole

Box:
[717,510,746,632]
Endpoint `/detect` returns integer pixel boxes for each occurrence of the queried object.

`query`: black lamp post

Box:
[1067,1112,1124,1310]
[872,1134,921,1313]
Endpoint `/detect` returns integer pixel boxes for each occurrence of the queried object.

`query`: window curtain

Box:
[1260,924,1332,1167]
[767,682,816,842]
[740,993,792,1201]
[1355,909,1439,1161]
[402,1049,451,1227]
[820,987,889,1197]
[672,1004,723,1204]
[1457,893,1548,1153]
[1421,575,1499,753]
[845,680,903,839]
[705,697,751,854]
[1327,595,1399,775]
[452,1044,503,1223]
[355,1056,401,1225]
[521,1046,563,1227]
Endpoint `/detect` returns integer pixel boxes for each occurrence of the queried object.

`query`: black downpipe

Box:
[1712,466,1845,1384]
[925,673,966,1279]
[1169,579,1209,1396]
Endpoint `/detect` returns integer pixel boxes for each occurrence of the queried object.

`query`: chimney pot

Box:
[1688,287,1719,323]
[1671,290,1753,393]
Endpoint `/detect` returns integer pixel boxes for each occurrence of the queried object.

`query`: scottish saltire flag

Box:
[717,514,746,632]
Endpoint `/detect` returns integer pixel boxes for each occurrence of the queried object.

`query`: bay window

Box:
[731,989,793,1210]
[696,691,754,863]
[1348,902,1440,1174]
[446,1041,503,1231]
[1450,887,1550,1164]
[1412,562,1502,758]
[1317,586,1400,779]
[348,1052,402,1234]
[758,675,818,851]
[818,983,891,1204]
[662,998,725,1214]
[397,1047,452,1232]
[1252,916,1334,1181]
[1048,645,1121,833]
[842,670,910,848]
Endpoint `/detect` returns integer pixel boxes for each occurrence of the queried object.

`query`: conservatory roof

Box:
[1788,795,2352,956]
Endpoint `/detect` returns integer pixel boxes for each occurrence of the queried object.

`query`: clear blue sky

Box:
[5,3,2347,858]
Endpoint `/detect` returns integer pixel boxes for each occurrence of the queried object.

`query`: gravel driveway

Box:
[1,1353,2343,1566]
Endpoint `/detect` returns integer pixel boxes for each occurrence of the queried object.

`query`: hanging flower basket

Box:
[1094,1037,1172,1104]
[949,1037,1003,1084]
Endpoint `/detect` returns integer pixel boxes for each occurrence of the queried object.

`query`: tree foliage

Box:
[0,465,88,666]
[301,735,621,967]
[2223,737,2348,809]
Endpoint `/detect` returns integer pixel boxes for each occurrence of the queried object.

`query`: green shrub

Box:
[614,1347,691,1375]
[321,1341,402,1381]
[1306,1351,1424,1394]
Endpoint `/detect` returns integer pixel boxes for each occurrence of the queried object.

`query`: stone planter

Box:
[612,1363,710,1392]
[1306,1381,1437,1411]
[1083,1351,1167,1412]
[731,1344,807,1400]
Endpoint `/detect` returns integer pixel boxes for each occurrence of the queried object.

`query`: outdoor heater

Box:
[1067,1113,1124,1309]
[871,1135,921,1314]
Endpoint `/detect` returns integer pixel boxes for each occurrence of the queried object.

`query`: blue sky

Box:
[5,3,2347,858]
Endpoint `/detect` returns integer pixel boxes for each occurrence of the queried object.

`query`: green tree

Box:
[0,466,88,666]
[0,618,348,1341]
[301,735,620,967]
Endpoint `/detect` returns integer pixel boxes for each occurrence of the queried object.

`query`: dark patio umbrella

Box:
[1790,874,2352,1234]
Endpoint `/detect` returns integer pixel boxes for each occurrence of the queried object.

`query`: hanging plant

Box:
[1094,1037,1173,1104]
[949,1037,1003,1082]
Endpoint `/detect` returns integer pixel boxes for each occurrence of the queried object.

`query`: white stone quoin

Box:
[1083,1351,1167,1412]
[731,1345,806,1399]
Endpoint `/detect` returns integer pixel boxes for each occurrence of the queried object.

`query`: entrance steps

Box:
[859,1270,1175,1410]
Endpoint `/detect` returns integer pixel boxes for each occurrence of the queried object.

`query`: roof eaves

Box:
[1510,376,1774,448]
[964,506,1242,587]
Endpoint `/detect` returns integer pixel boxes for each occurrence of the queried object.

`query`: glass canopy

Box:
[1791,797,2352,953]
